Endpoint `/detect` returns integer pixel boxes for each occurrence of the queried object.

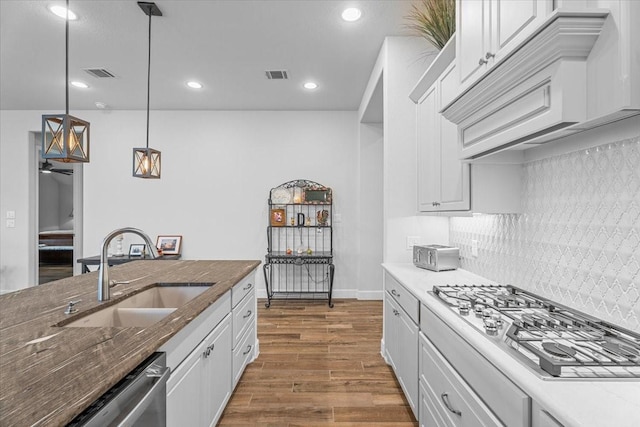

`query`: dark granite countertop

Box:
[0,260,260,426]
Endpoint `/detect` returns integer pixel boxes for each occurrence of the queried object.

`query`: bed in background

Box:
[39,230,73,264]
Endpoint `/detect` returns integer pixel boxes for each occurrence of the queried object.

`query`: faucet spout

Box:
[98,227,159,302]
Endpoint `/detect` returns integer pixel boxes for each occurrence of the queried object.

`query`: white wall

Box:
[1,110,360,297]
[381,37,449,263]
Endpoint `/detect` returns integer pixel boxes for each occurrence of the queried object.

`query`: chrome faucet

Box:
[98,227,159,301]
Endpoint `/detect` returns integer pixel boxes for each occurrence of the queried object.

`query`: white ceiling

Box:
[1,0,422,111]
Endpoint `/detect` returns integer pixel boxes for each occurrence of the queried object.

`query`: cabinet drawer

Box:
[420,333,502,427]
[420,380,453,427]
[421,304,530,427]
[385,271,419,324]
[232,274,255,308]
[233,288,255,348]
[233,324,255,387]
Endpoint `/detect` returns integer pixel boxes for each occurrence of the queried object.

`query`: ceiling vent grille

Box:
[265,70,288,80]
[84,68,117,78]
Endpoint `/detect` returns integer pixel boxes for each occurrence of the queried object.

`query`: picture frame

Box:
[156,235,182,255]
[270,208,286,226]
[129,244,146,257]
[303,187,332,204]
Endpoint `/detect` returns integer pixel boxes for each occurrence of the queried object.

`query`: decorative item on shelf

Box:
[286,248,292,255]
[303,186,332,204]
[297,212,305,226]
[297,247,304,254]
[129,244,146,257]
[270,208,286,226]
[133,1,163,179]
[306,248,312,255]
[316,209,329,226]
[290,217,295,226]
[272,187,292,205]
[41,0,90,163]
[305,217,311,226]
[113,234,124,257]
[405,0,455,50]
[155,235,181,255]
[293,187,303,204]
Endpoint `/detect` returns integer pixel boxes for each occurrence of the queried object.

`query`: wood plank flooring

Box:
[219,299,417,426]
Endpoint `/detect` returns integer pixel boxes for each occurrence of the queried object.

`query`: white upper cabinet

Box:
[457,0,553,92]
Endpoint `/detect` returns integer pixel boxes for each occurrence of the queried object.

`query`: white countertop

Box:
[382,263,640,427]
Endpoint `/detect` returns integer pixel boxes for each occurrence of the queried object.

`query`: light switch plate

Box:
[407,236,420,250]
[6,219,15,228]
[6,210,15,219]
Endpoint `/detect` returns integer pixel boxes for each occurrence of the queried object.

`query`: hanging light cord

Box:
[65,0,69,116]
[146,10,152,150]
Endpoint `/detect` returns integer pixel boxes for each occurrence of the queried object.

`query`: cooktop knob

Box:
[484,318,499,336]
[474,304,485,317]
[458,301,471,316]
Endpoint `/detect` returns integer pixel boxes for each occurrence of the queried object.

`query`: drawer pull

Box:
[441,392,461,416]
[243,283,253,291]
[243,344,253,356]
[243,310,252,319]
[393,309,400,316]
[479,57,488,65]
[391,289,400,297]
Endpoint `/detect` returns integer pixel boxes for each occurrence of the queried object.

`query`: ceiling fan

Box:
[40,160,73,176]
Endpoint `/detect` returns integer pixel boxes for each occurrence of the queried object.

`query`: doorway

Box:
[31,131,84,285]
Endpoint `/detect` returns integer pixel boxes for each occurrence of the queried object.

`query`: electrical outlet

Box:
[406,236,420,250]
[6,211,15,219]
[6,219,15,228]
[471,239,479,257]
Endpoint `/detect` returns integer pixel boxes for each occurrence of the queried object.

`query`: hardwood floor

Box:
[219,299,417,426]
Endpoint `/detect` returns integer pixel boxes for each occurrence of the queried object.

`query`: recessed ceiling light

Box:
[49,5,77,20]
[186,81,203,89]
[341,7,362,22]
[71,81,89,89]
[303,82,318,90]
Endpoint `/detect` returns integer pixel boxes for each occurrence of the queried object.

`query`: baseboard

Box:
[256,288,383,300]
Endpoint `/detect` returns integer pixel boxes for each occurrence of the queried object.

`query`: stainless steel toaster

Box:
[413,244,460,272]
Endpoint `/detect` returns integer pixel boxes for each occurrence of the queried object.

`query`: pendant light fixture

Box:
[133,1,162,179]
[42,0,90,163]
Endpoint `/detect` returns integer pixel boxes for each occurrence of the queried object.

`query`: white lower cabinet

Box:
[384,273,419,417]
[167,314,232,427]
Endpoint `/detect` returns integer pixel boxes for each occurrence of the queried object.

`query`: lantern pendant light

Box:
[42,0,90,163]
[133,1,162,179]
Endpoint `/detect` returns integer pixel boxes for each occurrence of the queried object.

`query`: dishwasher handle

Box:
[118,366,171,427]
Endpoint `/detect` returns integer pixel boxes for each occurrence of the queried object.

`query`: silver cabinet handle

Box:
[243,283,253,291]
[479,57,488,65]
[243,344,253,356]
[391,289,400,297]
[203,343,215,358]
[243,310,252,319]
[441,392,462,416]
[485,52,495,59]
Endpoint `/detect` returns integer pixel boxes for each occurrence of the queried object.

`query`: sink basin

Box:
[60,283,214,328]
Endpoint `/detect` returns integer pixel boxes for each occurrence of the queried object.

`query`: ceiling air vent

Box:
[84,68,117,78]
[265,70,288,80]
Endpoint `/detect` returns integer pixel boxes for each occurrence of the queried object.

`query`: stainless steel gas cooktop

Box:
[431,284,640,380]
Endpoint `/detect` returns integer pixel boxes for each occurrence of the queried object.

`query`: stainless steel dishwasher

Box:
[67,352,170,427]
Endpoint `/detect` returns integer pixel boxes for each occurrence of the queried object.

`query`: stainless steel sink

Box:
[61,283,214,328]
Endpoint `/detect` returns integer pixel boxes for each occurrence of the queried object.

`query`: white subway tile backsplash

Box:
[450,136,640,332]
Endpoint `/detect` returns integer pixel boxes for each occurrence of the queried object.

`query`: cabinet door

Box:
[396,303,419,416]
[491,0,551,64]
[457,0,491,87]
[384,293,399,370]
[438,62,470,211]
[417,84,440,212]
[203,315,232,427]
[167,338,206,426]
